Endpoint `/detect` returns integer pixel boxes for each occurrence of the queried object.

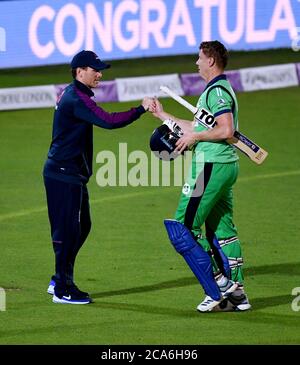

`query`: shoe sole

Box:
[53,295,91,305]
[211,298,252,312]
[197,299,222,312]
[47,288,54,295]
[212,302,251,312]
[235,303,252,311]
[47,282,55,295]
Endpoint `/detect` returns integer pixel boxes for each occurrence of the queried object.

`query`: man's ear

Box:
[76,67,84,80]
[208,57,215,67]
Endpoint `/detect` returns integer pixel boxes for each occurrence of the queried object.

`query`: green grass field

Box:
[0,51,300,345]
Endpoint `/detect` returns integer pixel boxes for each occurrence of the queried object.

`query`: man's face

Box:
[77,67,102,88]
[196,49,211,80]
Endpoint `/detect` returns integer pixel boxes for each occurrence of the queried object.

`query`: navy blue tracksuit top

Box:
[43,79,146,185]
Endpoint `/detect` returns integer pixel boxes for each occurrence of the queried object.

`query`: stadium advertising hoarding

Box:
[1,62,299,110]
[115,73,184,101]
[0,85,57,110]
[240,63,299,91]
[0,0,300,68]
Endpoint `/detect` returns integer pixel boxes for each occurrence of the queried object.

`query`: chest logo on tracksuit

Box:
[182,183,191,195]
[194,107,217,129]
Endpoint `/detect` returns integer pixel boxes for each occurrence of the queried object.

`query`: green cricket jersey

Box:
[194,74,239,163]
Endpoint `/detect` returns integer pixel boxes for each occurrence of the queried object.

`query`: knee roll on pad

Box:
[164,219,221,301]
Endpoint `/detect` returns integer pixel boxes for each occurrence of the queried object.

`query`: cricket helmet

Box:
[150,124,182,161]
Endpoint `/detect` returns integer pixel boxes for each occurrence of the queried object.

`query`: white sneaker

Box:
[53,294,91,305]
[229,293,251,311]
[212,293,251,312]
[47,279,55,295]
[197,295,222,312]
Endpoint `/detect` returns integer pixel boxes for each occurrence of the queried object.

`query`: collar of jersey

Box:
[73,79,94,97]
[204,74,227,92]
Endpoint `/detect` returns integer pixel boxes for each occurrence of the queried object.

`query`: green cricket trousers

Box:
[175,159,244,283]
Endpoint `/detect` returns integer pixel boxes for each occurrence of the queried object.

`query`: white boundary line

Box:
[0,169,299,222]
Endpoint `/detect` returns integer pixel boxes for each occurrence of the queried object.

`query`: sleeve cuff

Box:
[136,105,147,115]
[214,109,232,118]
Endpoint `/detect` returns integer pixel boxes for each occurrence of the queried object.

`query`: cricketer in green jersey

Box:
[152,41,251,312]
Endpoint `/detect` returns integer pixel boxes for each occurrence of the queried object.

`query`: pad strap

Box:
[205,225,231,278]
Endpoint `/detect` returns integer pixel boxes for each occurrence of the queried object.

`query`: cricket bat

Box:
[160,86,268,165]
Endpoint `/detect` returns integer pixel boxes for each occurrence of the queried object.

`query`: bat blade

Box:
[231,132,268,165]
[160,85,268,165]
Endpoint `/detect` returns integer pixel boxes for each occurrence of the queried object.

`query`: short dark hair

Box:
[71,68,77,79]
[199,41,228,69]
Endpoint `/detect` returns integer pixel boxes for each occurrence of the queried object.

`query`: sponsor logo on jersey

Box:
[194,107,217,129]
[182,183,191,195]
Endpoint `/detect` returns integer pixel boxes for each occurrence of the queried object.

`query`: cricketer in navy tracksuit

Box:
[43,79,146,298]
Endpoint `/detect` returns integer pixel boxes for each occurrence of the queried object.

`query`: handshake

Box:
[141,96,182,129]
[141,96,161,114]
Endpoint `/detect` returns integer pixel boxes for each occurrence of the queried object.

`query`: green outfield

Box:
[0,51,300,345]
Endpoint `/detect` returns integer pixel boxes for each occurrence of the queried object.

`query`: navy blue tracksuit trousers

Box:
[44,176,91,295]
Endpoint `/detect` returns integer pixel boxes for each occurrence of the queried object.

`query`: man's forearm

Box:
[156,111,194,134]
[194,124,234,142]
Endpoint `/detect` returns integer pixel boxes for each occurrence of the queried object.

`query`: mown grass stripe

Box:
[0,169,299,222]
